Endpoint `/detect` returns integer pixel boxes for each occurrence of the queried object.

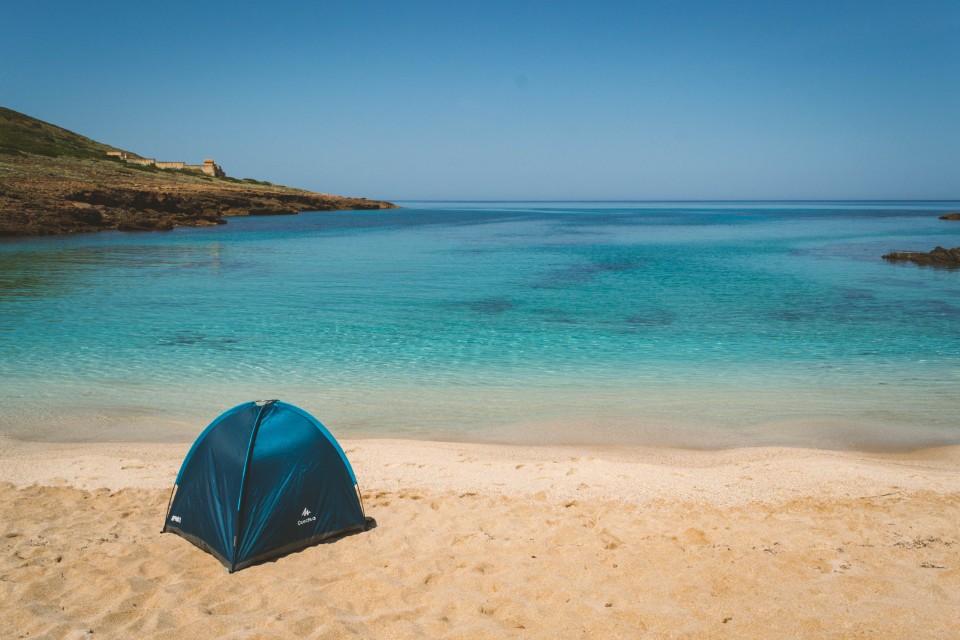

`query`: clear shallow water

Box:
[1,201,958,448]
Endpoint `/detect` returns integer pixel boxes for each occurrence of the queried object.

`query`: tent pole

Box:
[160,484,178,533]
[355,484,366,517]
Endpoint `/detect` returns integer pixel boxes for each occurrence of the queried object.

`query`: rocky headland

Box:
[0,107,396,236]
[940,212,960,221]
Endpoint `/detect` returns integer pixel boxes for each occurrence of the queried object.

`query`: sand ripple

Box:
[2,476,960,638]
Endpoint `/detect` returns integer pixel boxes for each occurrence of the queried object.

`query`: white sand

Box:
[2,437,959,638]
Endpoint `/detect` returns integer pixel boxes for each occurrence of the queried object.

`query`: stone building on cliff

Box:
[106,151,225,177]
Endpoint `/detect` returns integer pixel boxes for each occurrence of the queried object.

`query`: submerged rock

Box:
[882,246,960,268]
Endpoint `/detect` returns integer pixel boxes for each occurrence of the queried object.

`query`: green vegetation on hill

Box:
[0,107,119,160]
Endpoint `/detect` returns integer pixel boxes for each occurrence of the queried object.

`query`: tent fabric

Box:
[163,400,367,572]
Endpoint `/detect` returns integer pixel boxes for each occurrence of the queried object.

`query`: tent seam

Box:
[231,399,274,572]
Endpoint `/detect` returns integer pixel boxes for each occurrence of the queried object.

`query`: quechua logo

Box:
[298,507,316,526]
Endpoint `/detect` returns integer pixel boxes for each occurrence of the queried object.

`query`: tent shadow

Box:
[316,516,377,545]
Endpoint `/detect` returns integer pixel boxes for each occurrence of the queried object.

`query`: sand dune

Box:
[2,438,959,638]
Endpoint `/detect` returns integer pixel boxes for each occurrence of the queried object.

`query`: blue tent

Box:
[162,400,370,572]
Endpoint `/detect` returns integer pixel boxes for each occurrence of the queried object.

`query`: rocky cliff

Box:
[0,107,396,236]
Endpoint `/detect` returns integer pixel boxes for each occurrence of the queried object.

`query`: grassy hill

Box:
[0,107,395,236]
[0,107,120,160]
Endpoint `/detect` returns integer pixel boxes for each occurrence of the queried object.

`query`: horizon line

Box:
[386,198,960,204]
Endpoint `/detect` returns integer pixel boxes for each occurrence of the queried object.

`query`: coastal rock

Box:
[939,212,960,220]
[0,106,397,237]
[882,246,960,268]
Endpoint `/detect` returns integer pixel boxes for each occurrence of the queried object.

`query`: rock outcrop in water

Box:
[0,107,396,236]
[882,246,960,268]
[880,211,960,267]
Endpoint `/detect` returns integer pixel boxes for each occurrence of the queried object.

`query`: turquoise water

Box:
[1,201,959,448]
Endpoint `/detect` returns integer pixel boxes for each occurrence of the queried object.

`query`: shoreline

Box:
[3,436,959,503]
[3,398,958,453]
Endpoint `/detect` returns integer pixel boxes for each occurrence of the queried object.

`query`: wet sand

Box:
[2,438,959,638]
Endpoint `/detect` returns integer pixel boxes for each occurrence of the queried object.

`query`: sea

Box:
[1,201,958,449]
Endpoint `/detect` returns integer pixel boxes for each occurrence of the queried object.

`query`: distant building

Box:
[106,150,225,177]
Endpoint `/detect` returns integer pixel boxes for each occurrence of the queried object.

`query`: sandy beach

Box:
[2,437,959,639]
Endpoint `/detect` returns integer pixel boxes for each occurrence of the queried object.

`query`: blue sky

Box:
[2,1,959,200]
